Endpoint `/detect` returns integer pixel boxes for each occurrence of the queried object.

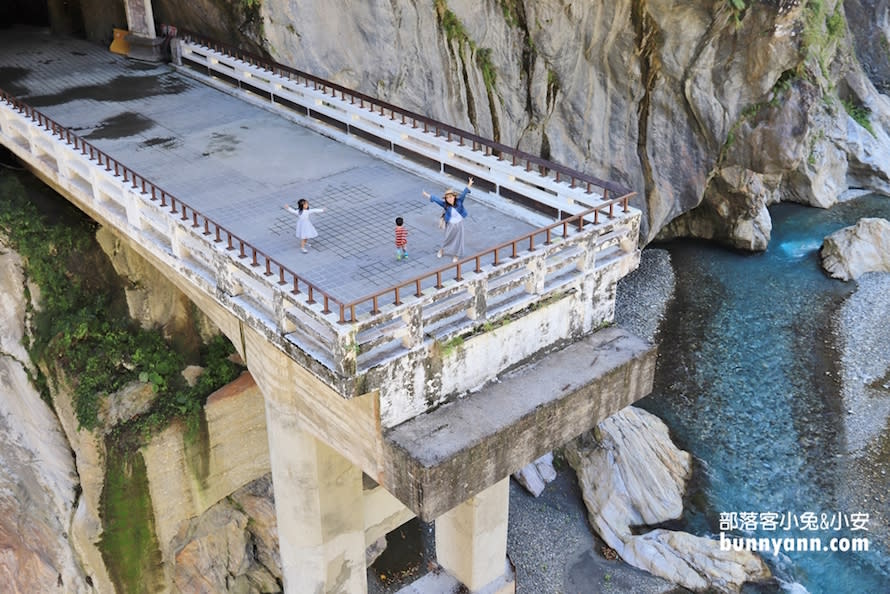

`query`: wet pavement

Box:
[0,26,536,303]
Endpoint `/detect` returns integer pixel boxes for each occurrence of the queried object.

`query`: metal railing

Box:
[0,89,345,317]
[2,44,634,326]
[341,195,632,321]
[176,29,632,200]
[173,31,637,320]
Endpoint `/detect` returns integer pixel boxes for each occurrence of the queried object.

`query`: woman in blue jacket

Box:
[423,176,473,262]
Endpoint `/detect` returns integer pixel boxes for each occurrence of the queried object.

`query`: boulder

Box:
[624,529,770,592]
[172,477,283,593]
[512,452,557,497]
[97,380,158,429]
[820,217,890,280]
[663,166,775,251]
[182,365,205,387]
[172,505,252,593]
[231,476,280,582]
[566,406,770,592]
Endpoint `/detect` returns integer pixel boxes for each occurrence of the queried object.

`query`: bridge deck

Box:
[0,27,536,303]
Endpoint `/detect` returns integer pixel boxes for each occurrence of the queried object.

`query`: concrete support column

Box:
[123,0,156,38]
[265,407,368,594]
[435,477,514,593]
[123,0,165,61]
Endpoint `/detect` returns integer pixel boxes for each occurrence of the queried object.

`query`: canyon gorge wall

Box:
[138,0,890,248]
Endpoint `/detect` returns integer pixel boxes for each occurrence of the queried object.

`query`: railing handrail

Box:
[341,193,633,323]
[1,53,635,327]
[0,88,345,320]
[175,28,633,198]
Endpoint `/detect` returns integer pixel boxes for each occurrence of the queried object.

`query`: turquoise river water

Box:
[638,196,890,593]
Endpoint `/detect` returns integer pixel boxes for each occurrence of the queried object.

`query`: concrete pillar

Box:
[435,477,514,593]
[123,0,155,38]
[122,0,165,61]
[266,408,368,594]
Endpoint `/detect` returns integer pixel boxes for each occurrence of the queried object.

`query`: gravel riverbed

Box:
[368,249,682,593]
[835,272,890,560]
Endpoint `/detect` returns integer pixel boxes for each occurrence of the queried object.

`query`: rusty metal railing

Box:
[176,29,632,200]
[340,194,632,322]
[0,89,343,318]
[1,62,633,326]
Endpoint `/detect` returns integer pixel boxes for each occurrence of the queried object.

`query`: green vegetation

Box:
[718,101,767,164]
[100,445,164,594]
[801,0,846,83]
[1,165,245,594]
[807,128,826,165]
[547,68,560,90]
[771,69,796,104]
[477,48,497,90]
[435,0,498,93]
[498,0,521,28]
[439,335,464,357]
[842,98,876,136]
[436,0,467,42]
[479,316,513,334]
[758,68,799,134]
[0,169,242,437]
[727,0,748,26]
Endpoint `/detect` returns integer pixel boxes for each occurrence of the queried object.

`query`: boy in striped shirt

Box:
[395,217,408,260]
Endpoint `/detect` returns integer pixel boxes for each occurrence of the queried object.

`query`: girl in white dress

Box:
[283,199,325,253]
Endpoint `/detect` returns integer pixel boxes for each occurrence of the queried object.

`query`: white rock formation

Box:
[820,217,890,280]
[566,406,770,593]
[512,452,557,497]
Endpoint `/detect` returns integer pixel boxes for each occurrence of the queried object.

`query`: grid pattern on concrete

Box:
[0,27,537,302]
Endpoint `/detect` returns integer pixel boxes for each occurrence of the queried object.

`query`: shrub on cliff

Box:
[0,167,241,435]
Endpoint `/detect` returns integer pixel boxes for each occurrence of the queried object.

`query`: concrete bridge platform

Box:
[0,26,656,594]
[0,26,536,303]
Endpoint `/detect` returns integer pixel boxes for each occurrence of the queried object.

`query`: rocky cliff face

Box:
[143,0,890,249]
[0,229,278,593]
[0,239,92,593]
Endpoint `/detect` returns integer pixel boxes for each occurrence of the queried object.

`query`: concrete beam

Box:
[382,326,656,521]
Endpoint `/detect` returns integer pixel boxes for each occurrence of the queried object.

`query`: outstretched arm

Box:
[457,178,473,202]
[426,190,446,207]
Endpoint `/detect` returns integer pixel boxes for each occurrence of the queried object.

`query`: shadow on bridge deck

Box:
[0,26,537,304]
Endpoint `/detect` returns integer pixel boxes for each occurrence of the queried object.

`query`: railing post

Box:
[399,303,424,349]
[0,48,643,383]
[464,278,487,321]
[523,252,547,295]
